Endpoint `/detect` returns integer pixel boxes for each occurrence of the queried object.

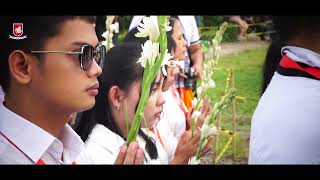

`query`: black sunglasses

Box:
[30,44,106,71]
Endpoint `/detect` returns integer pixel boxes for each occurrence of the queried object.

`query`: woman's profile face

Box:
[117,74,165,136]
[142,74,166,129]
[116,80,141,137]
[171,19,187,60]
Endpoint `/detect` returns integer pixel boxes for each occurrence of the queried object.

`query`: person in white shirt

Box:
[129,16,203,80]
[0,16,142,164]
[124,16,213,163]
[249,16,320,164]
[75,43,203,164]
[154,17,213,161]
[0,86,4,103]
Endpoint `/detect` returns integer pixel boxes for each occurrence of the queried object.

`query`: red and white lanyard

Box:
[170,86,189,119]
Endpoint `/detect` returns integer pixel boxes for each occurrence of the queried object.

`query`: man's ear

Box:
[109,86,125,109]
[8,50,33,85]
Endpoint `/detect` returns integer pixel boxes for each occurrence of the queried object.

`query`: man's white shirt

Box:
[249,46,320,164]
[0,102,93,164]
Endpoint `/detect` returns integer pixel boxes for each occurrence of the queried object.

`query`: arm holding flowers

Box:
[114,141,144,164]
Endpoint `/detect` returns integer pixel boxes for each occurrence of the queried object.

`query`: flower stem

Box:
[126,16,169,144]
[196,136,206,160]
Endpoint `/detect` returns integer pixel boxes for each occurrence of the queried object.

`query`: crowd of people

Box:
[1,16,320,164]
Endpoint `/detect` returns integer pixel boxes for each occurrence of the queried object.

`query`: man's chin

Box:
[79,99,96,112]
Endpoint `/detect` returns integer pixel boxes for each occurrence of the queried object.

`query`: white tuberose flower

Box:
[199,123,217,139]
[161,50,173,76]
[188,156,200,165]
[191,97,198,107]
[137,40,159,68]
[135,16,172,42]
[207,79,216,89]
[165,20,172,31]
[161,49,173,67]
[101,31,114,49]
[191,110,201,120]
[135,16,160,42]
[196,86,202,97]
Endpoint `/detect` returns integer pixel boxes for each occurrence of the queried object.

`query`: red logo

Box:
[13,23,23,37]
[9,23,27,40]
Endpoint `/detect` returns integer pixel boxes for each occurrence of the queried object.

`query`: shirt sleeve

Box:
[189,16,200,44]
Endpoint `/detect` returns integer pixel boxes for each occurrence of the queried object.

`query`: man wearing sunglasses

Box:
[0,16,144,164]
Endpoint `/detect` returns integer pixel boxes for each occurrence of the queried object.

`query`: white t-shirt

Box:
[249,46,320,164]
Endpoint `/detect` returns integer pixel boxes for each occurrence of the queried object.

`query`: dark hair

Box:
[123,27,149,44]
[0,16,96,94]
[75,43,158,159]
[261,33,285,94]
[273,16,320,43]
[95,16,107,41]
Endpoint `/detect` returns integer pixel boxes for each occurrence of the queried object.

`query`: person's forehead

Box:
[173,21,183,35]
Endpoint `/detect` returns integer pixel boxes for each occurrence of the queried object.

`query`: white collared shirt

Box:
[0,102,93,164]
[85,123,169,164]
[249,46,320,164]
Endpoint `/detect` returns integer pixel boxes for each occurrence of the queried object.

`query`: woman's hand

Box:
[170,129,201,164]
[114,141,144,164]
[186,96,212,130]
[200,135,214,157]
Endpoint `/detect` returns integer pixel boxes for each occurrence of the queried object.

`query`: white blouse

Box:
[85,123,169,164]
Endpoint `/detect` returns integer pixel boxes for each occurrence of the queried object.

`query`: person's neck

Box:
[5,91,72,137]
[111,107,128,140]
[288,36,320,54]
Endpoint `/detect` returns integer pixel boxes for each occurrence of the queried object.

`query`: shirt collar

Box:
[0,102,85,163]
[282,46,320,68]
[58,124,85,163]
[0,102,55,163]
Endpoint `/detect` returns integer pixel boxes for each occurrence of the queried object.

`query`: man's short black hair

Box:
[0,16,96,94]
[273,16,320,43]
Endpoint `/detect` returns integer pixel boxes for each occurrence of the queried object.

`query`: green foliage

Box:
[200,16,239,43]
[202,16,225,26]
[201,25,239,43]
[117,29,128,43]
[118,16,133,31]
